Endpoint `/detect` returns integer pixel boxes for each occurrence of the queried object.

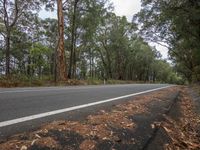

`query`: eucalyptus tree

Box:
[41,0,67,81]
[94,12,137,80]
[0,21,5,69]
[64,0,112,79]
[41,18,58,77]
[109,16,136,80]
[0,0,41,75]
[94,12,115,79]
[79,0,112,79]
[29,43,51,78]
[134,0,200,82]
[56,0,67,80]
[10,27,30,75]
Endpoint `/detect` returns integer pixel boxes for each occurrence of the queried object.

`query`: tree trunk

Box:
[57,0,67,81]
[72,31,77,79]
[27,55,31,76]
[69,0,79,79]
[5,31,11,76]
[50,53,54,76]
[105,48,112,79]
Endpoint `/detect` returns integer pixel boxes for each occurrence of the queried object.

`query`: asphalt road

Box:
[0,84,171,138]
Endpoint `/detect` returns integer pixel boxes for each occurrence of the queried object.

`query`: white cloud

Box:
[111,0,141,21]
[150,43,169,59]
[38,6,57,19]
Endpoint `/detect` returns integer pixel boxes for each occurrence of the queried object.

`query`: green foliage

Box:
[0,0,181,86]
[30,43,51,69]
[135,0,200,83]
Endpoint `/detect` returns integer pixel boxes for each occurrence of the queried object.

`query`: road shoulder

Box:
[145,86,200,150]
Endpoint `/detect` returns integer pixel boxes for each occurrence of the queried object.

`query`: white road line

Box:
[0,85,174,128]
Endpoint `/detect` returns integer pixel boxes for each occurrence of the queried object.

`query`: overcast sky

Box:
[39,0,168,59]
[112,0,141,22]
[111,0,168,59]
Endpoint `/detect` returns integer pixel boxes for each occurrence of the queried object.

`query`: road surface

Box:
[0,84,171,138]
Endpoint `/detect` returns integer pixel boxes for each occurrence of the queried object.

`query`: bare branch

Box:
[148,39,171,49]
[10,0,19,27]
[3,0,9,29]
[62,0,67,7]
[0,9,4,14]
[0,32,5,38]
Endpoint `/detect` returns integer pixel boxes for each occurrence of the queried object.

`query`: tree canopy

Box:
[0,0,183,85]
[134,0,200,83]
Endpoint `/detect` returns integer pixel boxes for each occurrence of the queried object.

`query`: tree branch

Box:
[0,32,5,38]
[147,38,171,49]
[10,0,19,27]
[3,0,9,29]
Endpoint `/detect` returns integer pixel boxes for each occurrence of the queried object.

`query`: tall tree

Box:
[67,0,79,79]
[135,0,200,82]
[56,0,67,81]
[0,0,40,76]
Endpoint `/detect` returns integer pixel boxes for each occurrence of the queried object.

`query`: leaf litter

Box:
[158,87,200,150]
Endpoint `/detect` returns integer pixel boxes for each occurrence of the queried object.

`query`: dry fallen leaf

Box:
[162,126,172,133]
[79,140,96,150]
[31,139,38,146]
[20,145,27,150]
[34,134,41,139]
[102,137,108,140]
[151,124,155,129]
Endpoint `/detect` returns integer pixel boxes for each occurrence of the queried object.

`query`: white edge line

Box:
[0,85,174,128]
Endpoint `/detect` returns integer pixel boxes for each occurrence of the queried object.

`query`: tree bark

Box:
[101,40,112,79]
[69,0,79,79]
[72,29,77,78]
[57,0,67,81]
[5,30,10,75]
[3,0,19,76]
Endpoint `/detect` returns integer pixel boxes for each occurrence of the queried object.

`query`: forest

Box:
[1,0,199,86]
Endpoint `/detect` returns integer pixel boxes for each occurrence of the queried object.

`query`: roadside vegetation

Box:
[0,75,150,87]
[0,0,186,87]
[134,0,200,84]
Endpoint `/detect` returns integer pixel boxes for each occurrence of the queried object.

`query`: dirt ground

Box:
[0,86,199,150]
